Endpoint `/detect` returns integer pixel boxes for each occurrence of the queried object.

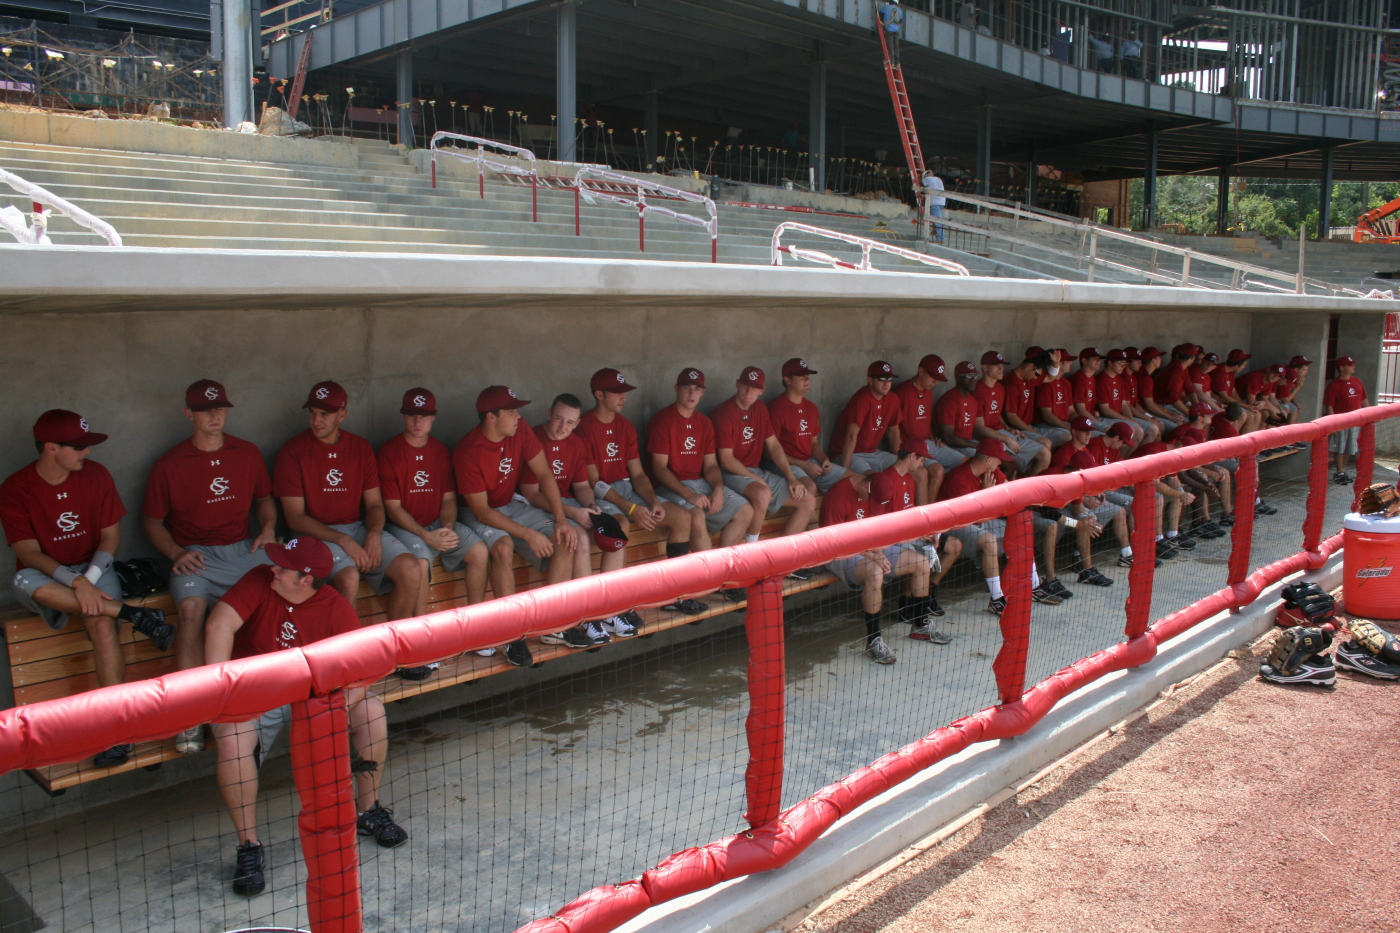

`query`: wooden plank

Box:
[29,736,186,793]
[12,637,174,686]
[12,657,176,705]
[7,622,143,666]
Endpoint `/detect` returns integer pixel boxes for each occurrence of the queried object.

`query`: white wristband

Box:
[83,564,105,585]
[594,480,612,500]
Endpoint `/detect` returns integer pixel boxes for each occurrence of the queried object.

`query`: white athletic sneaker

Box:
[175,725,205,754]
[865,636,896,664]
[601,615,637,638]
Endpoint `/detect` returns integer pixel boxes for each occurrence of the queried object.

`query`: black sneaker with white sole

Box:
[1031,583,1062,605]
[541,627,596,649]
[1259,654,1335,687]
[232,841,265,896]
[396,665,439,682]
[1255,501,1278,516]
[1078,567,1114,587]
[662,597,707,613]
[1218,514,1235,527]
[1335,641,1400,679]
[93,743,132,768]
[127,607,176,651]
[987,595,1007,615]
[357,803,408,848]
[1045,577,1074,599]
[504,639,533,667]
[601,615,638,638]
[1156,540,1178,561]
[581,621,612,645]
[1168,534,1197,550]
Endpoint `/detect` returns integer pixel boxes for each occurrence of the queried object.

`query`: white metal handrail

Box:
[0,166,121,246]
[573,166,719,263]
[771,222,970,276]
[429,131,541,220]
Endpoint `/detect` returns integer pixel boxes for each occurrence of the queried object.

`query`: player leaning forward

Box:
[206,535,406,898]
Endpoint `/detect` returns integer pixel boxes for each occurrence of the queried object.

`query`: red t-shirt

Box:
[1132,440,1173,459]
[376,433,454,528]
[1324,377,1367,414]
[0,460,125,571]
[1049,439,1090,473]
[712,398,775,470]
[1240,369,1279,400]
[833,387,902,455]
[1002,371,1040,427]
[1085,436,1121,467]
[878,466,917,512]
[1122,369,1140,408]
[768,394,823,462]
[1155,361,1190,405]
[221,564,361,660]
[521,424,589,491]
[143,435,271,548]
[1277,368,1300,399]
[819,475,875,526]
[937,461,1005,501]
[934,389,980,442]
[972,380,1006,431]
[1069,369,1098,412]
[1211,368,1236,397]
[454,424,544,509]
[1135,370,1155,408]
[274,430,378,526]
[1035,376,1072,423]
[648,404,715,482]
[1210,413,1241,440]
[1169,424,1207,444]
[1096,372,1126,415]
[1187,364,1212,394]
[893,380,936,441]
[574,410,640,485]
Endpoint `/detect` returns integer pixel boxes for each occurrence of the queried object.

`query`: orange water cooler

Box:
[1342,513,1400,620]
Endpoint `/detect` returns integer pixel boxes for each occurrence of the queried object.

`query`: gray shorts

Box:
[911,438,970,470]
[723,467,790,515]
[1281,401,1298,415]
[171,539,274,606]
[1330,426,1359,455]
[385,520,485,574]
[598,478,649,516]
[657,477,748,533]
[947,520,1003,556]
[460,498,577,571]
[325,521,413,593]
[12,565,122,630]
[783,460,848,493]
[1032,424,1072,447]
[1104,489,1134,510]
[1068,499,1122,527]
[829,544,913,589]
[1216,458,1239,474]
[993,432,1040,472]
[849,450,897,475]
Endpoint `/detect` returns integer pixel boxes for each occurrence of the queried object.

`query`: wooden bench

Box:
[6,502,835,794]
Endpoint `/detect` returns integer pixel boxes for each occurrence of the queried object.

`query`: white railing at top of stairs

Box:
[0,166,121,246]
[429,132,542,220]
[939,190,1350,295]
[573,166,719,263]
[771,222,970,276]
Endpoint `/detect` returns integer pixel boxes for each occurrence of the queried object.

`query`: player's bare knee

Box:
[389,553,420,584]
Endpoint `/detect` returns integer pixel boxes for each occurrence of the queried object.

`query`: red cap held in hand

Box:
[304,381,348,412]
[401,387,437,415]
[33,409,108,447]
[186,379,233,412]
[591,511,628,553]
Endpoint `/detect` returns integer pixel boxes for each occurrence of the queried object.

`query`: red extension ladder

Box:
[285,31,314,120]
[875,21,927,215]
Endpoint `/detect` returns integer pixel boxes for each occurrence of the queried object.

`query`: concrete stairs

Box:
[0,138,1043,277]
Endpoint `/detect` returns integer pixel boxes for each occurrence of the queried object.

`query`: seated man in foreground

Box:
[206,536,406,898]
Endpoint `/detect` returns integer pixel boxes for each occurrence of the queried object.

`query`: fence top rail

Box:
[1,403,1395,774]
[574,165,718,235]
[0,166,121,246]
[429,131,538,176]
[772,221,971,276]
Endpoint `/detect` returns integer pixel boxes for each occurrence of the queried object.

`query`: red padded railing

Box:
[0,405,1393,933]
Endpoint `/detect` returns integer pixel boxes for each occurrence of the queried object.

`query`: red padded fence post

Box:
[1124,480,1158,640]
[1304,437,1330,554]
[993,510,1033,704]
[742,576,786,829]
[291,692,362,933]
[1353,421,1376,506]
[1227,451,1259,599]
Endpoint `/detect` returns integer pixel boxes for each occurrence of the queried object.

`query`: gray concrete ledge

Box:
[616,553,1344,933]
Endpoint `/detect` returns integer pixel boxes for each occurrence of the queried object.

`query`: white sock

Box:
[987,576,1003,599]
[1165,530,1177,538]
[745,533,759,543]
[1120,546,1133,558]
[1031,566,1041,587]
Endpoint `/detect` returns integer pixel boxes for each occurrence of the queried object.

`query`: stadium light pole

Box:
[557,2,577,162]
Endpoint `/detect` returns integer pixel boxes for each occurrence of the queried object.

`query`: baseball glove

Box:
[1276,582,1336,628]
[1345,618,1400,664]
[1265,625,1333,676]
[1356,482,1400,517]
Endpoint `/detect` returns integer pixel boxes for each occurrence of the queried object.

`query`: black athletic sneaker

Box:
[1255,501,1278,516]
[1218,514,1235,527]
[541,627,595,649]
[1333,471,1350,486]
[1336,641,1400,679]
[357,803,408,848]
[93,743,132,768]
[1045,578,1074,599]
[1200,521,1226,537]
[1168,535,1197,550]
[504,640,533,668]
[232,841,265,896]
[926,593,945,616]
[987,595,1007,616]
[718,587,746,603]
[1031,583,1062,605]
[1078,567,1114,587]
[396,665,438,682]
[1259,654,1335,687]
[128,607,176,651]
[621,609,645,631]
[1156,540,1178,561]
[1116,553,1135,568]
[786,567,820,581]
[662,597,707,613]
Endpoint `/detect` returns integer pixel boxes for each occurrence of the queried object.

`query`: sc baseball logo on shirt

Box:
[606,442,620,458]
[552,459,566,478]
[742,427,755,442]
[798,418,809,434]
[854,506,867,520]
[210,476,231,496]
[498,457,514,475]
[278,620,299,649]
[683,436,697,451]
[56,511,80,533]
[326,469,344,487]
[413,470,430,487]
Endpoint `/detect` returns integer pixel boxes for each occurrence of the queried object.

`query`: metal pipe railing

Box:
[574,166,719,263]
[770,221,970,276]
[0,166,121,246]
[428,131,540,222]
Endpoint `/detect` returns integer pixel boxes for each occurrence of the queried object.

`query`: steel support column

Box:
[220,0,252,128]
[644,88,658,168]
[557,3,578,163]
[1216,163,1231,234]
[1142,127,1159,230]
[1026,150,1038,207]
[976,106,992,197]
[396,49,414,148]
[1318,145,1335,239]
[809,60,827,192]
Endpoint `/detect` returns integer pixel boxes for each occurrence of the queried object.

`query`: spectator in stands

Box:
[1034,353,1075,447]
[1277,356,1312,429]
[650,368,755,552]
[205,536,406,899]
[1324,355,1369,485]
[713,366,818,557]
[893,353,957,503]
[974,350,1051,476]
[377,387,494,671]
[521,392,643,642]
[878,0,904,63]
[143,380,277,753]
[934,360,982,461]
[275,380,421,639]
[1,409,174,769]
[455,385,583,663]
[1121,32,1144,78]
[834,360,904,475]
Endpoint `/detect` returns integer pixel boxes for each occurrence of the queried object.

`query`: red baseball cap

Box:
[1069,416,1095,432]
[738,366,766,390]
[677,367,706,387]
[867,360,897,379]
[954,361,978,377]
[590,368,637,394]
[1067,451,1097,472]
[304,380,348,412]
[266,536,333,578]
[1269,364,1287,375]
[476,385,530,413]
[1024,346,1046,360]
[1105,349,1127,362]
[1107,421,1134,441]
[1140,347,1162,360]
[869,470,896,507]
[898,435,927,455]
[976,437,1013,461]
[918,354,948,381]
[782,358,817,377]
[591,511,628,553]
[1177,435,1201,447]
[1123,346,1140,359]
[1180,428,1206,444]
[1289,355,1313,367]
[400,387,437,415]
[1056,349,1072,360]
[1226,349,1251,364]
[1191,403,1214,416]
[1336,355,1356,367]
[186,379,233,412]
[980,350,1007,366]
[1203,353,1219,364]
[1079,347,1101,360]
[33,409,107,447]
